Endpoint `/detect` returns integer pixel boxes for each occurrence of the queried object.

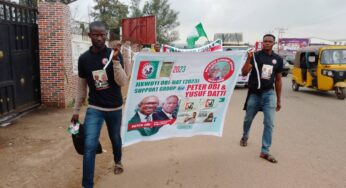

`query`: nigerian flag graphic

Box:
[137,61,159,80]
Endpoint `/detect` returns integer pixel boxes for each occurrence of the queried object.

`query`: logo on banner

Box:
[137,61,159,80]
[203,57,235,83]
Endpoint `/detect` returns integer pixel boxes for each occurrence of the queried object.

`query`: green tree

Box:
[19,0,37,7]
[129,0,142,18]
[131,0,179,44]
[91,0,129,30]
[143,0,179,44]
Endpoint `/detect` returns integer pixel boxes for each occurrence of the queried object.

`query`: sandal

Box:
[260,153,278,163]
[114,163,124,174]
[240,137,248,147]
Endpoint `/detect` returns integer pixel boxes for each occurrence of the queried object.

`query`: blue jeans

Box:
[82,108,122,188]
[242,90,277,154]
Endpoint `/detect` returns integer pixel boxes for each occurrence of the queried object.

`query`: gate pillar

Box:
[37,1,76,108]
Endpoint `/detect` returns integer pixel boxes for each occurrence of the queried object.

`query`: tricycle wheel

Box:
[335,87,345,100]
[292,80,299,91]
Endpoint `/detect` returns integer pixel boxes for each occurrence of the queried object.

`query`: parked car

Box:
[223,45,250,86]
[282,60,290,77]
[236,73,250,87]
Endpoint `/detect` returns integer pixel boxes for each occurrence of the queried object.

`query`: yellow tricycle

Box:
[291,45,346,99]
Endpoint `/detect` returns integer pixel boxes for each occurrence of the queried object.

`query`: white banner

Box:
[122,51,246,146]
[163,39,223,52]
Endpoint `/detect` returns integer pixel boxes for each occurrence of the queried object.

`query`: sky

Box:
[69,0,346,44]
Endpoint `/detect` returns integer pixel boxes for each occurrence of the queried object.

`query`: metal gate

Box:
[0,1,40,121]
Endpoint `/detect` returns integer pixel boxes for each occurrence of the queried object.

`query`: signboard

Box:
[122,16,156,44]
[121,51,247,146]
[278,38,310,56]
[255,41,263,52]
[214,33,243,43]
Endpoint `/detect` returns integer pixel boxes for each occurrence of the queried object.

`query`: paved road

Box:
[96,75,346,188]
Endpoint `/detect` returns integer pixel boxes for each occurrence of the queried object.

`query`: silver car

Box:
[236,73,250,87]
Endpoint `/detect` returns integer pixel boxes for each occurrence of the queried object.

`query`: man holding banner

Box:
[71,21,128,188]
[240,34,283,164]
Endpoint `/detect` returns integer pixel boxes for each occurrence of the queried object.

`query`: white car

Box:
[236,73,250,87]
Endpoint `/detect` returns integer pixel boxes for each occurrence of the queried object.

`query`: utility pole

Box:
[275,27,287,54]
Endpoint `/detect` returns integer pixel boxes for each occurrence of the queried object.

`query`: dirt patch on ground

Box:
[0,107,114,188]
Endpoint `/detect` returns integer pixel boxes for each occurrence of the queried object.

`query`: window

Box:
[321,50,346,64]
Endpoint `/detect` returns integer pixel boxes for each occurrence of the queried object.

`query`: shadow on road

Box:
[293,89,339,100]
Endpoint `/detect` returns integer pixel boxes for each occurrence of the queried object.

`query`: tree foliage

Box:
[130,0,179,44]
[91,0,179,43]
[18,0,37,7]
[91,0,129,29]
[129,0,142,18]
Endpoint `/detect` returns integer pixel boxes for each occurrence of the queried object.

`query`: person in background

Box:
[154,43,161,52]
[141,44,152,52]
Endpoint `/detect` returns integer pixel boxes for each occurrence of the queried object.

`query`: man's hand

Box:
[276,101,281,112]
[247,49,254,59]
[71,114,79,123]
[112,48,119,61]
[242,49,254,76]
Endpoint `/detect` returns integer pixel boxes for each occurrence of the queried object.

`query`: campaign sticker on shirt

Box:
[102,58,108,65]
[92,69,110,90]
[272,59,277,65]
[261,64,273,80]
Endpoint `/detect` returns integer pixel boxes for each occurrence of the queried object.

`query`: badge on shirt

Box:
[102,58,108,65]
[92,69,109,90]
[261,64,273,80]
[272,59,277,65]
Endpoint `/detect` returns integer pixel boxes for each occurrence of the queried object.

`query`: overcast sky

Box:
[69,0,346,44]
